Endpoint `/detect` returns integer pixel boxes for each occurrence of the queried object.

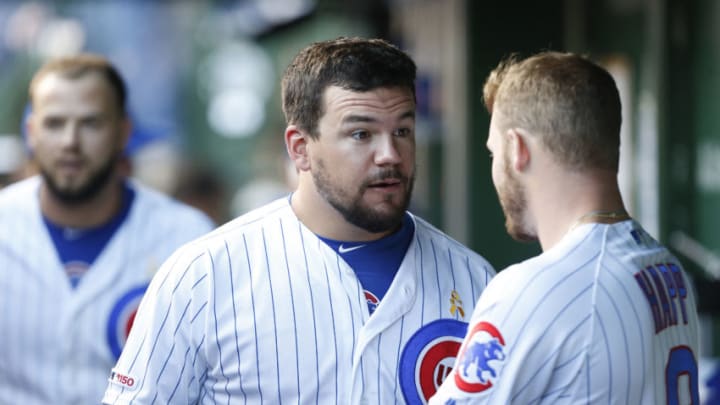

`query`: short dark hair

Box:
[29,53,128,116]
[484,51,622,171]
[281,37,417,138]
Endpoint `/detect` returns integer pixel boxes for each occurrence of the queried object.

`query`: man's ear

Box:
[285,125,311,172]
[506,128,531,172]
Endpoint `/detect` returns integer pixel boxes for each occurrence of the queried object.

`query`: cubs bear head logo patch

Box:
[399,319,468,403]
[454,321,506,393]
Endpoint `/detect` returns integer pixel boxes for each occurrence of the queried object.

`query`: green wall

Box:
[465,1,566,269]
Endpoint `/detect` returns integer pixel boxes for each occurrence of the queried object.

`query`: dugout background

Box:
[0,0,718,360]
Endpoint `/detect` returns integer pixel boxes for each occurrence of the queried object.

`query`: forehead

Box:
[33,72,115,112]
[321,85,415,116]
[487,111,504,148]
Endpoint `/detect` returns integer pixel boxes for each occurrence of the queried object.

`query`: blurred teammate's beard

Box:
[42,153,119,205]
[313,159,414,233]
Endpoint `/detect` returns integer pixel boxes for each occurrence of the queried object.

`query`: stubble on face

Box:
[312,158,414,233]
[497,149,536,242]
[39,151,121,205]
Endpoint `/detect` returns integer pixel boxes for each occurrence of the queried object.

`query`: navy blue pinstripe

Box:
[595,301,613,403]
[467,256,476,304]
[350,260,366,394]
[430,240,442,319]
[260,228,282,404]
[129,258,200,401]
[376,334,382,403]
[335,253,357,365]
[242,234,264,403]
[279,219,301,401]
[208,252,232,403]
[392,316,405,399]
[118,253,202,399]
[447,247,457,301]
[298,222,321,405]
[166,346,191,403]
[188,335,206,387]
[604,256,647,394]
[224,240,247,404]
[599,282,631,404]
[511,286,592,402]
[416,234,426,326]
[499,234,597,327]
[504,254,599,337]
[322,261,339,404]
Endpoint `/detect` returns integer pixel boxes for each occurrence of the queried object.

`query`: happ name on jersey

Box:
[634,262,690,334]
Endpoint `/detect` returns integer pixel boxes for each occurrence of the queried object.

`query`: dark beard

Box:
[313,162,414,234]
[41,154,119,205]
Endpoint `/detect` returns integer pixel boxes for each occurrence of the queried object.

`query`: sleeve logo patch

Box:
[109,369,138,391]
[454,321,506,393]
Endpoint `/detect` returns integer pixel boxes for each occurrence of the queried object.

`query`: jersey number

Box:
[666,346,699,405]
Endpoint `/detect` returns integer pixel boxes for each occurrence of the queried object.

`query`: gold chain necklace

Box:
[568,209,631,233]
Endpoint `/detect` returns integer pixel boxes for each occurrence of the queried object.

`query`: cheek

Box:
[491,160,503,187]
[84,130,120,153]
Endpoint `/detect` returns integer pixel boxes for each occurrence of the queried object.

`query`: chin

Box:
[505,219,537,242]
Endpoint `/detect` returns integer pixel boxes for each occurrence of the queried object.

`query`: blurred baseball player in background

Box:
[0,54,215,404]
[431,51,700,404]
[103,37,495,404]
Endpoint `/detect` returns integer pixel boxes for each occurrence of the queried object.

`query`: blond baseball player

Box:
[431,51,700,404]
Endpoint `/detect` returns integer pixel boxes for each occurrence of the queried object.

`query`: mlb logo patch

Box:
[454,321,506,393]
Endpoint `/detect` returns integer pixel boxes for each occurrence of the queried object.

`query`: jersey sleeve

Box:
[102,245,212,404]
[430,266,588,404]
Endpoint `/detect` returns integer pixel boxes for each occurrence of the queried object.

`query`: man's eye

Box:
[351,130,369,140]
[82,117,102,129]
[394,128,412,137]
[44,118,64,130]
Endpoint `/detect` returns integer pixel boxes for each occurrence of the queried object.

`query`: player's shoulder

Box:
[0,176,40,225]
[604,219,669,256]
[128,179,215,230]
[0,176,40,205]
[410,212,495,271]
[180,196,293,250]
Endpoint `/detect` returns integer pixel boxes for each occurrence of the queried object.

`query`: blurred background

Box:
[0,0,719,401]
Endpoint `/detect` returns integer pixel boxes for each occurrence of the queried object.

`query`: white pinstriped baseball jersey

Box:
[102,196,496,404]
[430,220,700,405]
[0,176,215,405]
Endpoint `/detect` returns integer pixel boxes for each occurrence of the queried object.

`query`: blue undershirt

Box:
[43,182,135,288]
[319,212,415,314]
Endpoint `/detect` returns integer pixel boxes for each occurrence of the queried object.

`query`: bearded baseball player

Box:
[430,52,700,404]
[0,54,215,405]
[102,37,496,404]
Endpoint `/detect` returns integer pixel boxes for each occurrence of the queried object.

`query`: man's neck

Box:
[533,170,626,251]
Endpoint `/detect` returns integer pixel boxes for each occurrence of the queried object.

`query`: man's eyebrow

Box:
[341,110,415,124]
[399,111,415,120]
[341,114,376,124]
